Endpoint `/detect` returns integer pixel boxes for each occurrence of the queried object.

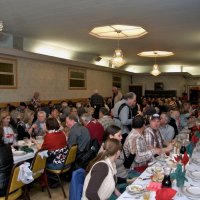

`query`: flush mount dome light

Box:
[138,51,174,57]
[89,25,148,39]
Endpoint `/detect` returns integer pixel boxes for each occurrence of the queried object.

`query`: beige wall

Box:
[0,54,131,103]
[132,74,186,97]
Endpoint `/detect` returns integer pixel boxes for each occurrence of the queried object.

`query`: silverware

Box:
[139,177,151,180]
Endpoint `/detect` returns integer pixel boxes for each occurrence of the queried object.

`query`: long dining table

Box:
[117,138,200,199]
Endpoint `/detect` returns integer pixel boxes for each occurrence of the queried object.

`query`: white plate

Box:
[187,172,200,181]
[182,187,200,199]
[186,186,200,196]
[12,150,26,156]
[190,171,200,179]
[146,166,163,174]
[127,185,143,194]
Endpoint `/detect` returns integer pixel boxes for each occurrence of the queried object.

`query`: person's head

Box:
[112,87,118,94]
[70,107,78,117]
[46,118,60,131]
[87,107,95,116]
[61,101,68,108]
[37,111,46,123]
[80,113,92,126]
[132,115,145,132]
[103,125,122,142]
[160,113,170,126]
[0,126,4,144]
[66,114,78,128]
[0,110,11,127]
[19,102,27,111]
[123,92,137,107]
[24,110,35,124]
[33,92,40,99]
[51,108,59,119]
[183,101,191,112]
[99,107,109,119]
[149,114,160,130]
[86,138,122,173]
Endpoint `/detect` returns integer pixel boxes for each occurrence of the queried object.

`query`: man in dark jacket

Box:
[0,127,14,197]
[90,90,104,119]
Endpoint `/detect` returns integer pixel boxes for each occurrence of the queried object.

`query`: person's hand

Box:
[153,148,162,155]
[114,188,121,197]
[166,143,173,151]
[32,124,37,129]
[30,137,37,145]
[127,177,138,184]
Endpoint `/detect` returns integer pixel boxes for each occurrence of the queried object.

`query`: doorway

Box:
[188,85,200,104]
[129,85,143,103]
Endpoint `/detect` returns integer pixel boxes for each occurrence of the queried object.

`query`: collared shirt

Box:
[159,124,175,143]
[98,116,114,130]
[144,127,163,149]
[123,129,154,167]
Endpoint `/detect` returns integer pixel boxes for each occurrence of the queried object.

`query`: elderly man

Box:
[113,92,137,143]
[31,111,46,137]
[111,87,122,108]
[159,113,175,143]
[98,107,114,130]
[144,114,173,154]
[80,113,104,145]
[66,114,90,158]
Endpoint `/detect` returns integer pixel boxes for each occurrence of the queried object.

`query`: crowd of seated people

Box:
[0,90,199,199]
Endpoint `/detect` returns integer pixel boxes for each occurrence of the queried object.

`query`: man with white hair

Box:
[80,113,104,145]
[90,89,104,119]
[159,112,175,143]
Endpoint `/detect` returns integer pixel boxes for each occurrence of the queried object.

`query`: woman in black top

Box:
[0,126,14,197]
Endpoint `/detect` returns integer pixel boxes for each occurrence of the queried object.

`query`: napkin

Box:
[181,152,189,167]
[174,155,181,162]
[186,143,194,157]
[170,163,188,187]
[146,182,161,191]
[20,146,34,153]
[155,188,177,200]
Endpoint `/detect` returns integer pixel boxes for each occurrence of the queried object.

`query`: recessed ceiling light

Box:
[89,25,148,39]
[138,51,174,57]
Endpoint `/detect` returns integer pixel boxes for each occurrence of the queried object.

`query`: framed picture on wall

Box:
[0,57,17,89]
[154,82,164,91]
[68,68,86,89]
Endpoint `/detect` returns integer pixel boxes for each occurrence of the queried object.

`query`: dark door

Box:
[129,85,143,103]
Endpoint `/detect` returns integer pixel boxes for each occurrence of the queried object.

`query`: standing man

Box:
[111,87,123,108]
[90,89,104,119]
[113,92,137,143]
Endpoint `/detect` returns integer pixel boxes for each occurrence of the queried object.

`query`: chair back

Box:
[7,162,24,194]
[31,150,47,179]
[69,168,85,200]
[65,144,78,165]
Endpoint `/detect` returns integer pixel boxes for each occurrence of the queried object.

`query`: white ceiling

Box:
[0,0,200,74]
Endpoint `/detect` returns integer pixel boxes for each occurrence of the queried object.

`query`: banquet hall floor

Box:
[30,182,70,200]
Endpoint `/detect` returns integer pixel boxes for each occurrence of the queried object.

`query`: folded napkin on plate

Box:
[182,152,189,167]
[146,182,161,191]
[155,188,177,200]
[20,146,34,153]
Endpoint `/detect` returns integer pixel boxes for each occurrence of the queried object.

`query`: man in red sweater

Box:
[80,113,104,145]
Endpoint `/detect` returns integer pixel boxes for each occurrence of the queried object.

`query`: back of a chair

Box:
[31,150,47,179]
[7,162,24,194]
[65,144,78,165]
[69,168,85,200]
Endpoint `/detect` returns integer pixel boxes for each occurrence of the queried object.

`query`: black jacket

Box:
[0,143,13,193]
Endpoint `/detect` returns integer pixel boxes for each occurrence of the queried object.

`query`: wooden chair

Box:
[46,144,78,198]
[31,150,51,198]
[0,162,28,200]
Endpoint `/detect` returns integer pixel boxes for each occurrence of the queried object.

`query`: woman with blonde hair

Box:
[82,138,122,200]
[0,110,15,144]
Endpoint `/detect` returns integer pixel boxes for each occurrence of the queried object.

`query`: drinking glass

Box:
[143,191,150,200]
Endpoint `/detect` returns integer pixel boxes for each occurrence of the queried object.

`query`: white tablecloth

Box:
[117,149,200,200]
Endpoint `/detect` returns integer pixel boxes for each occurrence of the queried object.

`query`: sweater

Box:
[82,158,117,200]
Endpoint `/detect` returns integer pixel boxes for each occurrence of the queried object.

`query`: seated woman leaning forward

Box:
[32,118,68,170]
[82,138,122,200]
